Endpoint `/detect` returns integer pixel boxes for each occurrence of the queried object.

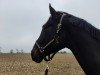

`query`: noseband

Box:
[36,13,66,61]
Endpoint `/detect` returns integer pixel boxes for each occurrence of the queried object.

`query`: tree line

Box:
[0,47,24,54]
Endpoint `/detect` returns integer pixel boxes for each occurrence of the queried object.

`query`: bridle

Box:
[36,13,66,61]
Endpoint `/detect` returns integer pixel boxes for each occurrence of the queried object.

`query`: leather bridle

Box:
[36,13,66,61]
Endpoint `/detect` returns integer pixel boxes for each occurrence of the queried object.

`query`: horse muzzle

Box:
[31,47,43,63]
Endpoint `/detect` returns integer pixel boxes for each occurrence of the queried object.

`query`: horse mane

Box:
[54,11,100,40]
[68,14,100,40]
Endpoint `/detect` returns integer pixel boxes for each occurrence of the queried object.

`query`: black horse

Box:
[31,4,100,75]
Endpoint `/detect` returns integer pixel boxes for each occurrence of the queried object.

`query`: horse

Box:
[31,4,100,75]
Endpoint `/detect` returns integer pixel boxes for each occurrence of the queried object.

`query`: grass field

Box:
[0,53,85,75]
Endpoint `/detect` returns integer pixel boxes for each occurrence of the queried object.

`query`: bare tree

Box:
[10,49,14,54]
[21,49,24,53]
[0,47,2,53]
[16,49,19,53]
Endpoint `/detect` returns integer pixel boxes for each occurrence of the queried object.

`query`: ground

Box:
[0,53,85,75]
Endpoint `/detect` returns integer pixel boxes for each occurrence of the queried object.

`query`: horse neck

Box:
[65,25,100,75]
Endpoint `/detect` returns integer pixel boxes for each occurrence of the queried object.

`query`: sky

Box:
[0,0,100,53]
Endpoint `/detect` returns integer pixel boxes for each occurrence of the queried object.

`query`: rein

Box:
[36,13,66,61]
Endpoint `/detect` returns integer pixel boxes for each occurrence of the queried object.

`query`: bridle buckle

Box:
[39,47,44,53]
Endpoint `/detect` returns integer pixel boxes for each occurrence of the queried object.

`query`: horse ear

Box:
[49,4,57,18]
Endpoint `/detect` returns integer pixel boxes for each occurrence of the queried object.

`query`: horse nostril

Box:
[31,50,35,58]
[31,53,36,61]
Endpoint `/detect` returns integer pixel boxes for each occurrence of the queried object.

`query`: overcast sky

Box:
[0,0,100,53]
